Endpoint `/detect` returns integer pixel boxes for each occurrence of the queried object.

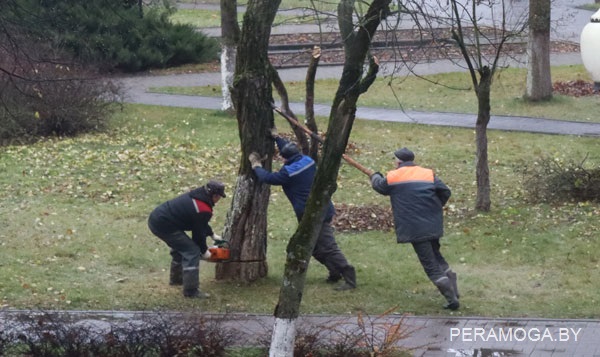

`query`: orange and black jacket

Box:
[148,187,215,253]
[371,162,451,243]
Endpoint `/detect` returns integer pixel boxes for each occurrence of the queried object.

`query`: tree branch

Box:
[270,64,310,154]
[359,55,379,94]
[305,46,321,160]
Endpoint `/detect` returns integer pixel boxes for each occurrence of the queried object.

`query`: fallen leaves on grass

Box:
[553,80,598,97]
[333,203,394,233]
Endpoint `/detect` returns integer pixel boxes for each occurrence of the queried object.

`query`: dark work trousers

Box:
[148,221,201,273]
[312,221,351,276]
[411,239,450,282]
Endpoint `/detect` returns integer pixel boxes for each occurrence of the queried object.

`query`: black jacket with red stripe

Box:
[149,187,215,253]
[371,162,451,243]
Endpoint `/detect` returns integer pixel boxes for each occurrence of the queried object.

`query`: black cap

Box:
[280,142,300,159]
[394,147,415,162]
[206,180,226,198]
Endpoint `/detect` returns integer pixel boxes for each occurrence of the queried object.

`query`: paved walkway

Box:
[118,51,600,137]
[1,310,599,356]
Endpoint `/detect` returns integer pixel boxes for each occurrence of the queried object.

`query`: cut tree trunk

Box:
[216,0,281,282]
[216,176,269,281]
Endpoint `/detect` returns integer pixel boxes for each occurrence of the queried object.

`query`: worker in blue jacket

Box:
[249,129,356,291]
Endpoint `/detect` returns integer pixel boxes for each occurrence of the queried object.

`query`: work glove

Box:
[270,126,278,139]
[370,171,384,185]
[202,250,212,260]
[210,234,226,245]
[249,152,263,169]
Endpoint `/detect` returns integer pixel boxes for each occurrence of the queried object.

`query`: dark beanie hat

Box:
[394,147,415,162]
[280,142,300,159]
[206,180,226,198]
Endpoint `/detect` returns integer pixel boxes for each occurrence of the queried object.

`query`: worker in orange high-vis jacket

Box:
[370,147,459,310]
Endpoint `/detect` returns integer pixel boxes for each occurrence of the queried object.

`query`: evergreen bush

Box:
[3,0,218,72]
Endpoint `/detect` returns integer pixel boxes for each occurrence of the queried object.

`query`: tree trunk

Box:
[525,0,552,101]
[269,1,391,355]
[215,0,281,282]
[220,44,237,112]
[475,66,492,212]
[220,0,240,113]
[305,46,321,160]
[216,176,270,281]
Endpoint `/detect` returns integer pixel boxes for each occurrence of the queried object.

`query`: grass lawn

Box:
[169,8,316,28]
[1,104,598,319]
[149,64,600,123]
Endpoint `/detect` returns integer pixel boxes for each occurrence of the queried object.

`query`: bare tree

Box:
[525,0,552,101]
[447,0,528,211]
[0,0,120,143]
[269,0,391,354]
[395,0,527,211]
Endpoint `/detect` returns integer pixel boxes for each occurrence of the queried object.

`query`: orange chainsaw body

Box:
[208,246,230,262]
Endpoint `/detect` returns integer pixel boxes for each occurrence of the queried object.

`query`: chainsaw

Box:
[207,238,231,263]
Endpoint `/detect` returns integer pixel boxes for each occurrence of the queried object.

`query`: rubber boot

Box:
[434,276,459,310]
[182,269,208,299]
[169,261,183,286]
[334,266,356,291]
[445,269,460,299]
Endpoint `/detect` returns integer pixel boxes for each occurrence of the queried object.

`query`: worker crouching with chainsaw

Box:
[249,128,357,291]
[148,180,226,298]
[370,148,460,310]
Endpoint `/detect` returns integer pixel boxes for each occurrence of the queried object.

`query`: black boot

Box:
[434,277,459,310]
[182,269,208,299]
[334,266,356,291]
[446,269,459,299]
[325,272,342,284]
[169,261,183,286]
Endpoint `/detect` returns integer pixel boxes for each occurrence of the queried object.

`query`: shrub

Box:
[2,310,416,356]
[3,311,236,357]
[4,0,219,72]
[519,155,600,203]
[0,34,121,143]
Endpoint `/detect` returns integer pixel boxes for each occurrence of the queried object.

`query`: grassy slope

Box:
[1,104,598,318]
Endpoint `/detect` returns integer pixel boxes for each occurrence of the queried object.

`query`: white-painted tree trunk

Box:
[269,317,297,357]
[220,44,236,112]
